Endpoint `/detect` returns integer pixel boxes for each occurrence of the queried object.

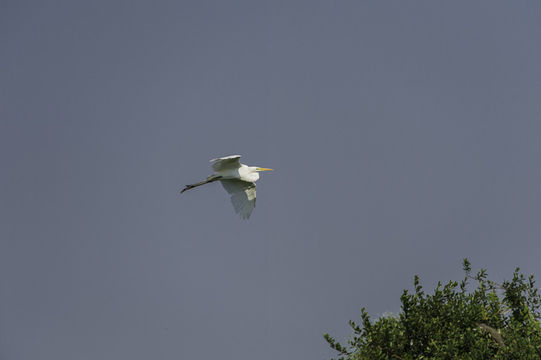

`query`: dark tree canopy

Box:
[325,259,541,359]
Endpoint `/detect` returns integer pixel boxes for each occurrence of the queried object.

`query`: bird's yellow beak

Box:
[256,167,273,172]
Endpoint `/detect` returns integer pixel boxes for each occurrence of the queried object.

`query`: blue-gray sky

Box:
[2,1,541,359]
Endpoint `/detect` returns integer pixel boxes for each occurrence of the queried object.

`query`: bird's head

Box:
[244,166,273,182]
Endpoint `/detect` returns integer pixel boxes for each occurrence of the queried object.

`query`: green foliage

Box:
[324,259,541,359]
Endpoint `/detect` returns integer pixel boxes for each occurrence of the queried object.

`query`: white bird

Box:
[180,155,273,219]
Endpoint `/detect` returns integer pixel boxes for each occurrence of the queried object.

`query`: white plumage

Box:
[180,155,273,219]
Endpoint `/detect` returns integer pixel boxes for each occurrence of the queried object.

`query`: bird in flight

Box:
[180,155,273,219]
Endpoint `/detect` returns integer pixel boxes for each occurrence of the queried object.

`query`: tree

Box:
[324,259,541,359]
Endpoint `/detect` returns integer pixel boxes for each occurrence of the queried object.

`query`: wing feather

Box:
[210,155,241,172]
[220,179,256,219]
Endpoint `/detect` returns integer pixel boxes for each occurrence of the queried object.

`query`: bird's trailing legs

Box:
[180,175,222,194]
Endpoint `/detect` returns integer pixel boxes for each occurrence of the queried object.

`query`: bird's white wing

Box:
[210,155,242,172]
[220,179,256,219]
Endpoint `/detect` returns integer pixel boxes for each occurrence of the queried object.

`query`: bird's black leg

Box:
[180,175,222,193]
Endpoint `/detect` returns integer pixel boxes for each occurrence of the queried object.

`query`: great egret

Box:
[180,155,273,219]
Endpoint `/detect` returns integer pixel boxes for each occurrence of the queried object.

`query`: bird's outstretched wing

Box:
[210,155,241,172]
[220,179,256,219]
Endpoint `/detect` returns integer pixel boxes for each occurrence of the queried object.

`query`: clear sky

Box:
[1,1,541,359]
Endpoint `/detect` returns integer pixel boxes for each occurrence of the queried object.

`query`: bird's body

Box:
[180,155,272,219]
[217,165,260,182]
